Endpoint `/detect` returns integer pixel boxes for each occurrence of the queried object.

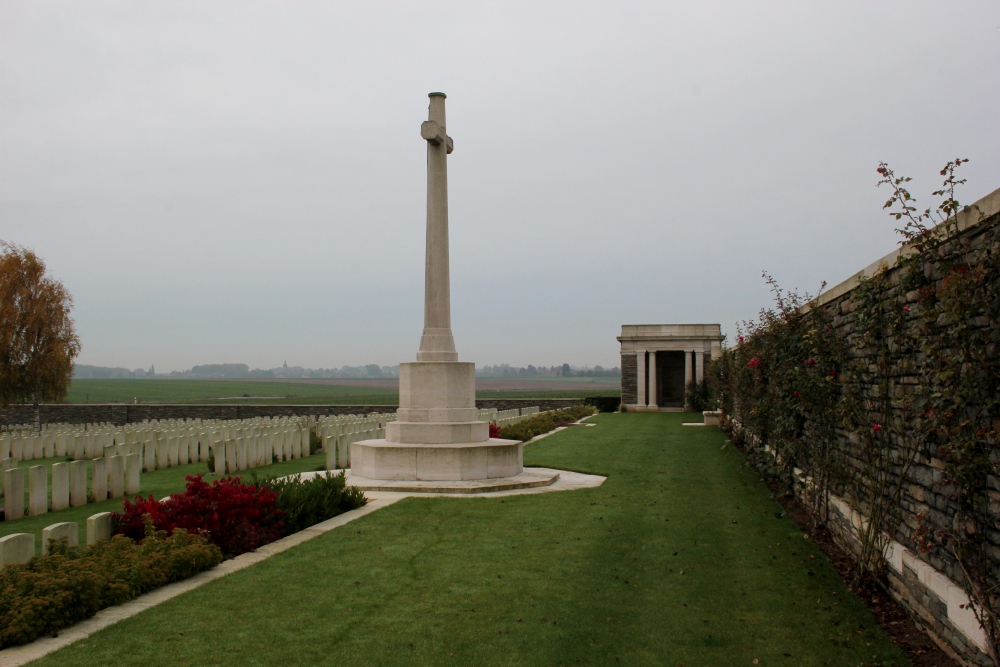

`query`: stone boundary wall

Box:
[0,399,583,428]
[734,186,1000,665]
[819,488,990,663]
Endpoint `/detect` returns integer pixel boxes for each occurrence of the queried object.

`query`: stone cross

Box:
[417,92,459,362]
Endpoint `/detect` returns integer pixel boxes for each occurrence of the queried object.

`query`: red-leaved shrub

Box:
[489,423,501,439]
[113,475,286,557]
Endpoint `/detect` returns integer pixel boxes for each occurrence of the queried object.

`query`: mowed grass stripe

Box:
[29,414,908,666]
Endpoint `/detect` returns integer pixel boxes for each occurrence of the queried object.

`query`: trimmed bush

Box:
[113,475,286,558]
[498,406,597,442]
[684,377,715,412]
[0,526,221,649]
[262,471,367,533]
[582,396,621,413]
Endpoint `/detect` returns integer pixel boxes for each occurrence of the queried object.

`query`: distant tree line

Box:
[475,364,620,378]
[74,362,621,380]
[74,363,402,380]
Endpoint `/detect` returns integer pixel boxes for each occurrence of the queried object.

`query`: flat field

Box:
[64,377,620,404]
[30,413,909,667]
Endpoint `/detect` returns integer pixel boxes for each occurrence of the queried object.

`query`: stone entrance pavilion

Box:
[618,324,723,411]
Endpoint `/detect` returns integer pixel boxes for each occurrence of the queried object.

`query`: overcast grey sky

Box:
[2,1,998,372]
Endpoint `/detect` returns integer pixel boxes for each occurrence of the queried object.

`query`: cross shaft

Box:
[417,92,458,362]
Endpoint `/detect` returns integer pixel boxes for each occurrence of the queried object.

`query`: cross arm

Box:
[420,120,454,154]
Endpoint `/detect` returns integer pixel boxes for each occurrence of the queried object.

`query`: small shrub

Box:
[582,396,620,413]
[488,423,501,439]
[206,452,216,474]
[309,430,322,455]
[0,527,221,649]
[685,378,715,412]
[113,475,286,558]
[498,406,597,442]
[262,471,367,533]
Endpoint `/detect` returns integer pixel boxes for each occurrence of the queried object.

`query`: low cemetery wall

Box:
[725,187,1000,666]
[0,399,580,427]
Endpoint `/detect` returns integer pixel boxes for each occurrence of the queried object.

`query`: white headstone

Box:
[70,460,88,507]
[108,455,125,498]
[91,458,108,503]
[0,533,34,568]
[51,462,70,511]
[125,453,141,495]
[3,467,24,521]
[28,465,47,516]
[86,512,112,545]
[42,521,79,555]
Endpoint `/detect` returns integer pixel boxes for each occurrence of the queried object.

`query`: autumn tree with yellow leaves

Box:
[0,242,80,413]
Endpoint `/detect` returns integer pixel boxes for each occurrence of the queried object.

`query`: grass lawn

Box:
[0,453,329,555]
[29,413,907,666]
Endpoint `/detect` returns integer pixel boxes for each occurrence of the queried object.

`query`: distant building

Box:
[618,324,723,411]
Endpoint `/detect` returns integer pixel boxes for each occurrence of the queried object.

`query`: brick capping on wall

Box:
[0,399,584,428]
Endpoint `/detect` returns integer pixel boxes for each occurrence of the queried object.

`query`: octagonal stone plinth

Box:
[351,438,522,481]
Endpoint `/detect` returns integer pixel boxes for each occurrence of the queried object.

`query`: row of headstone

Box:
[317,412,395,470]
[0,415,323,467]
[210,433,293,475]
[0,511,114,569]
[1,422,121,462]
[0,412,419,483]
[476,406,541,429]
[1,455,141,521]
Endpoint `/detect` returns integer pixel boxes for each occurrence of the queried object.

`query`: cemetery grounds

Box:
[22,413,915,666]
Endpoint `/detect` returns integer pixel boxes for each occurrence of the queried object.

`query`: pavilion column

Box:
[695,351,705,384]
[636,351,646,408]
[647,351,658,409]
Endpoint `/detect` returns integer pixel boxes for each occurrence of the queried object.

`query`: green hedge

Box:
[252,470,367,534]
[0,527,222,649]
[497,406,597,442]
